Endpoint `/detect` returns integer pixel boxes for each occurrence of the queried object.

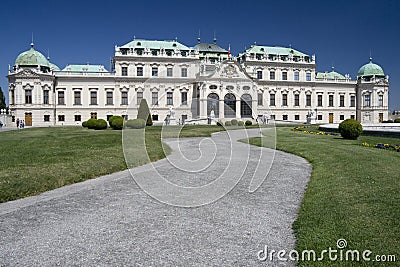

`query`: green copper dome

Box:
[15,44,50,68]
[316,67,346,80]
[357,58,385,77]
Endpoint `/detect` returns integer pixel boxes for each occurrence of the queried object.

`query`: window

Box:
[91,112,97,119]
[43,90,49,104]
[340,115,345,120]
[295,115,300,121]
[350,115,355,119]
[181,68,187,77]
[294,71,299,81]
[11,90,15,105]
[151,92,159,105]
[58,115,65,122]
[294,94,300,106]
[181,91,187,105]
[25,90,32,104]
[152,67,158,76]
[317,95,323,107]
[44,115,50,122]
[317,114,323,120]
[306,95,311,106]
[270,115,276,120]
[282,93,288,106]
[257,70,263,79]
[350,95,355,107]
[152,114,159,121]
[137,92,143,106]
[137,66,143,76]
[340,95,345,107]
[90,91,97,105]
[306,72,311,81]
[378,95,383,107]
[328,95,334,107]
[121,92,128,105]
[270,94,275,106]
[364,95,370,107]
[258,93,263,106]
[167,92,173,105]
[75,115,81,122]
[270,71,275,80]
[106,92,113,105]
[121,67,128,76]
[58,91,65,105]
[74,91,81,105]
[282,71,287,80]
[122,115,128,121]
[167,67,173,77]
[283,114,288,121]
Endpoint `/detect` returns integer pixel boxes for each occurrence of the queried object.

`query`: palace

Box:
[7,37,389,126]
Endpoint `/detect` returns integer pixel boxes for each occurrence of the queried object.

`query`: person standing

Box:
[16,118,20,128]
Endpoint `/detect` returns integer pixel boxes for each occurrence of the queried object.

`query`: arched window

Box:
[224,93,236,118]
[207,93,219,118]
[241,94,252,118]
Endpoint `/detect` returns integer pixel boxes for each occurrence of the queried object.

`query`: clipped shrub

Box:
[225,121,232,126]
[126,118,146,129]
[238,121,244,126]
[394,118,400,123]
[382,120,393,123]
[231,119,238,126]
[108,115,117,127]
[86,118,98,129]
[111,116,124,130]
[82,120,88,128]
[245,120,252,126]
[216,121,223,126]
[94,119,108,130]
[137,99,153,126]
[338,119,363,140]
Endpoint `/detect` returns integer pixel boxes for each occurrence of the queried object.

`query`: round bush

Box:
[245,120,252,126]
[111,116,124,130]
[82,120,88,128]
[216,121,223,126]
[225,121,232,126]
[94,119,108,130]
[108,115,118,127]
[86,118,98,129]
[338,119,363,140]
[238,121,244,126]
[394,118,400,123]
[126,119,146,129]
[383,120,393,123]
[231,119,238,126]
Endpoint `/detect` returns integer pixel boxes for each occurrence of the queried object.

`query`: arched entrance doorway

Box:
[207,93,219,118]
[241,94,252,118]
[224,93,236,118]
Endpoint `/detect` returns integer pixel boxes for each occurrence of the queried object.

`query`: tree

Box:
[0,87,6,110]
[137,99,153,126]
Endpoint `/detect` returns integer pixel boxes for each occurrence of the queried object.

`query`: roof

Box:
[244,45,308,57]
[193,43,228,53]
[50,62,60,71]
[120,39,191,50]
[357,58,385,77]
[61,64,108,72]
[15,44,50,67]
[316,67,346,80]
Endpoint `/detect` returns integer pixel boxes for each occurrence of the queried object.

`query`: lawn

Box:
[246,126,399,266]
[0,125,225,203]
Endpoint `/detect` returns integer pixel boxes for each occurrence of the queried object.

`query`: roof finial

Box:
[197,30,201,44]
[175,36,178,42]
[213,31,217,44]
[47,48,50,60]
[369,49,372,62]
[133,35,136,40]
[31,32,34,48]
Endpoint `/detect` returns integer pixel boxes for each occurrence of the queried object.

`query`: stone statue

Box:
[169,106,175,119]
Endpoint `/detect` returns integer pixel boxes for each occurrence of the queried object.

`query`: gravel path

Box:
[0,128,311,266]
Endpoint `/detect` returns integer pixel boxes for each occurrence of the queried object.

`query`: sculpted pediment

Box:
[202,60,253,82]
[14,69,41,78]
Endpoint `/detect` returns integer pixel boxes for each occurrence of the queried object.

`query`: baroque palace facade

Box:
[8,37,389,126]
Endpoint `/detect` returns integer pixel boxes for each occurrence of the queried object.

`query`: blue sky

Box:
[1,0,399,110]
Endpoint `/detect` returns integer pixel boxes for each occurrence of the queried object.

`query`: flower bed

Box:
[362,142,400,152]
[291,126,336,136]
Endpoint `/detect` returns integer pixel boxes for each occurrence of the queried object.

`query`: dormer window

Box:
[173,43,177,47]
[260,48,264,52]
[137,42,141,46]
[166,50,172,56]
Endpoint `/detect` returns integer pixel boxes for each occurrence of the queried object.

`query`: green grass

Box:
[246,127,399,266]
[0,125,225,203]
